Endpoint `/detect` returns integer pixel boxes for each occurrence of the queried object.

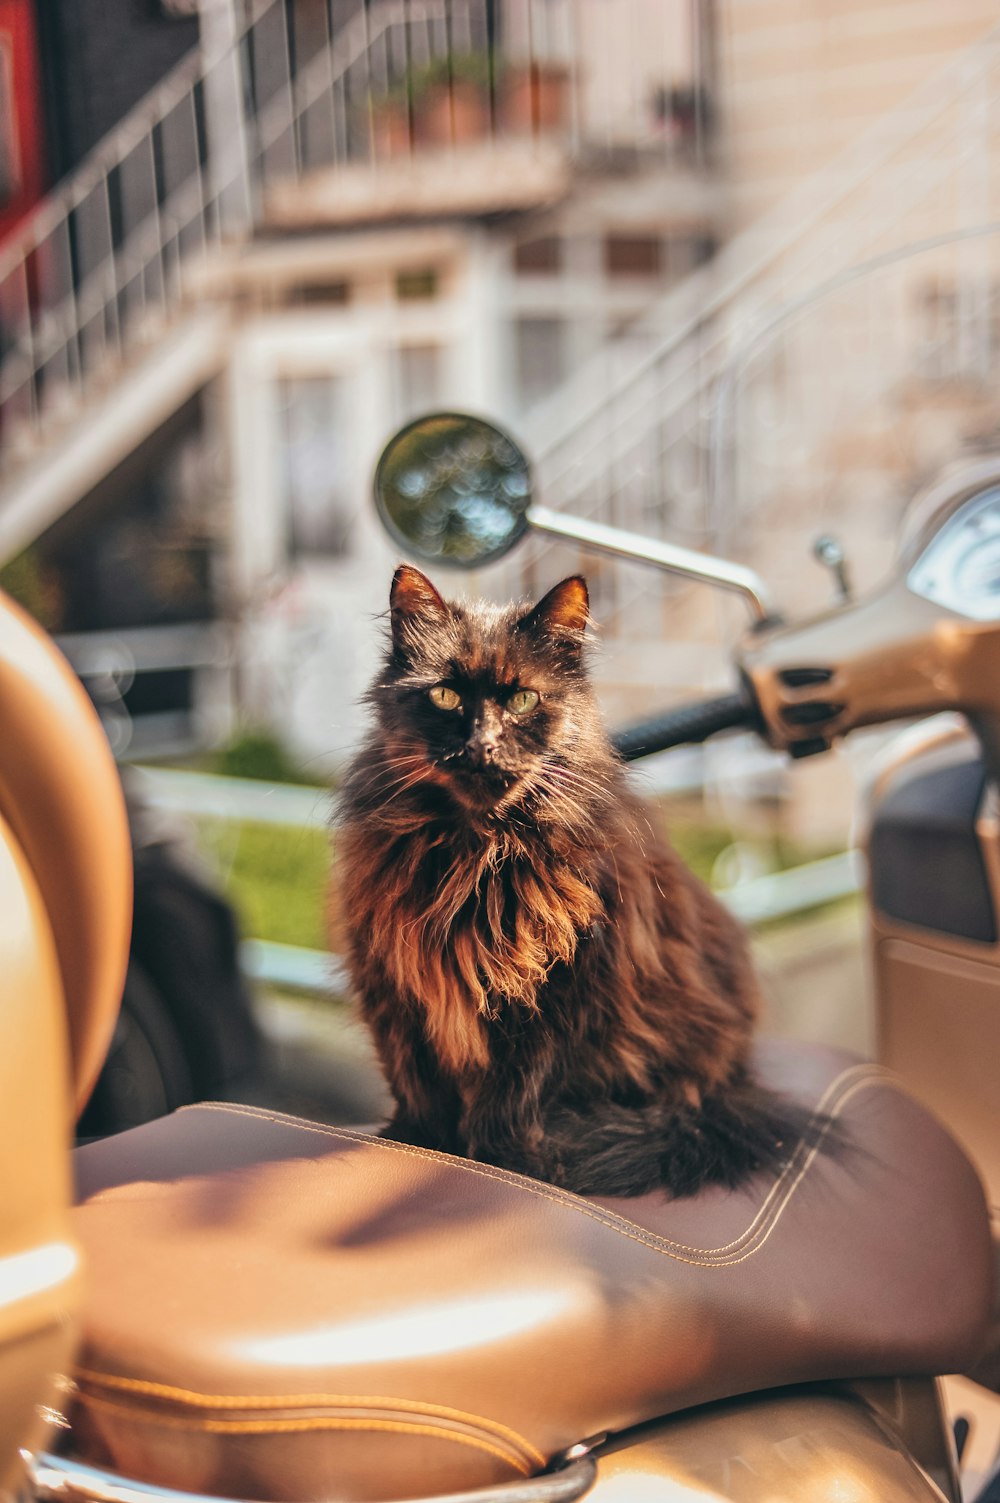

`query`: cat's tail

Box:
[541,1082,842,1199]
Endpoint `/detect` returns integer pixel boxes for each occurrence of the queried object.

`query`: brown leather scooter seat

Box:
[69,1039,992,1503]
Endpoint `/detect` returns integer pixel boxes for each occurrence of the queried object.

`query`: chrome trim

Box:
[526,504,773,622]
[548,1433,608,1468]
[26,1452,596,1503]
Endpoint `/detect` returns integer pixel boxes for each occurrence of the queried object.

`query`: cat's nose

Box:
[465,736,498,767]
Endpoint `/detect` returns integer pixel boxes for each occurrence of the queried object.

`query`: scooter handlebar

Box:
[612,693,756,762]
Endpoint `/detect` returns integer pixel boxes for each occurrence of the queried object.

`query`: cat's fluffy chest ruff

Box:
[346,804,606,1075]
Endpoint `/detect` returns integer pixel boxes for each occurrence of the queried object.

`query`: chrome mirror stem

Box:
[526,506,774,623]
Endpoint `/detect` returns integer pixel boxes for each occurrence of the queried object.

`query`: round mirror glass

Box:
[374,411,532,567]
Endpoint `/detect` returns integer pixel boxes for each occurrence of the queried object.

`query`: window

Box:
[514,237,562,275]
[277,376,353,557]
[662,236,716,279]
[604,235,662,278]
[285,279,351,307]
[396,268,439,301]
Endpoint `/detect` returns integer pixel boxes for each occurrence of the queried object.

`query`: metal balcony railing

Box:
[0,0,708,479]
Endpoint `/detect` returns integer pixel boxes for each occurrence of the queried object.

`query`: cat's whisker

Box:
[531,769,595,807]
[353,750,428,780]
[376,767,434,803]
[533,788,604,829]
[535,767,611,805]
[543,762,616,801]
[367,760,428,782]
[534,760,613,807]
[527,782,602,839]
[352,759,435,813]
[367,747,430,769]
[350,763,424,799]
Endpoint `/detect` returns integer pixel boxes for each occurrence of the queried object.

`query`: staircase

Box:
[0,0,441,553]
[0,0,696,559]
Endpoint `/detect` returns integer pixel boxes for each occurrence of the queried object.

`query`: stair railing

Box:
[0,0,482,462]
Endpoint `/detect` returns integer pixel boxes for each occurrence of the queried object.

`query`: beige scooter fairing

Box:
[0,590,131,1491]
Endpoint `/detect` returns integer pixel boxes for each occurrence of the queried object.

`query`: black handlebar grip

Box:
[612,693,754,762]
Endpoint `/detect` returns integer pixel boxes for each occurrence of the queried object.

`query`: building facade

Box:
[0,0,998,810]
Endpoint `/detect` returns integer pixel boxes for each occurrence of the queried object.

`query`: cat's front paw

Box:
[379,1114,456,1153]
[468,1134,561,1187]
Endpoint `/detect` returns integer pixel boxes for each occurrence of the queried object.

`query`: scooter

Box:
[3,411,999,1503]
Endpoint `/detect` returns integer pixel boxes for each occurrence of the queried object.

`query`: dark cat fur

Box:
[335,565,827,1199]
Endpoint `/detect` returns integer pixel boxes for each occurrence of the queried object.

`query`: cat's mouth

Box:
[441,761,522,809]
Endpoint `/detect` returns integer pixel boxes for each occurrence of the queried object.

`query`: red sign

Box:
[0,0,47,244]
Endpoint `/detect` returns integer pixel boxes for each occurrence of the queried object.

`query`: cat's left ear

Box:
[518,576,590,643]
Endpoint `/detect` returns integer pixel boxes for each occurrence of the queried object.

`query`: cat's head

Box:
[371,565,611,814]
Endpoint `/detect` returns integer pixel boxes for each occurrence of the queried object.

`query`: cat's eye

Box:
[507,689,540,716]
[429,686,462,711]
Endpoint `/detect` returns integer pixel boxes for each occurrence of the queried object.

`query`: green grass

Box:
[188,797,830,957]
[194,818,332,951]
[156,729,333,788]
[648,801,828,887]
[661,815,735,883]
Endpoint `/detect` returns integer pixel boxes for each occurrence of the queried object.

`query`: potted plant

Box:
[368,53,493,157]
[498,60,570,136]
[412,53,493,147]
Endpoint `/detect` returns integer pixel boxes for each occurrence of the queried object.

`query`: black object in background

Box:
[78,834,261,1139]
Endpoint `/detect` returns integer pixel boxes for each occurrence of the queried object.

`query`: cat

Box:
[335,564,826,1198]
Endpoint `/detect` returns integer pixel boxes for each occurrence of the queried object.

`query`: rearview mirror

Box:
[373,412,532,568]
[373,410,773,620]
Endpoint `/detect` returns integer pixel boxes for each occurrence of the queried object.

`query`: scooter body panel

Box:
[588,1383,957,1503]
[28,1382,958,1503]
[867,721,1000,1223]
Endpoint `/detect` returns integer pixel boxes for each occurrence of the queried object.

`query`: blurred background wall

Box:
[0,0,998,844]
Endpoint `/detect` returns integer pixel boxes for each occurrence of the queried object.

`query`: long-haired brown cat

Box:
[337,565,824,1198]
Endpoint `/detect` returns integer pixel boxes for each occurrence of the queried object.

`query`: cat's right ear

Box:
[390,565,449,653]
[518,576,590,643]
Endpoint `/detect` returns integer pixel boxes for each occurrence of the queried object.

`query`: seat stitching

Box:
[725,1074,875,1256]
[174,1065,889,1266]
[183,1068,880,1264]
[75,1393,530,1474]
[588,1063,883,1254]
[73,1369,544,1466]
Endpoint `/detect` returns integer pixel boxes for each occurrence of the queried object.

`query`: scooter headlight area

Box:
[908,483,1000,622]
